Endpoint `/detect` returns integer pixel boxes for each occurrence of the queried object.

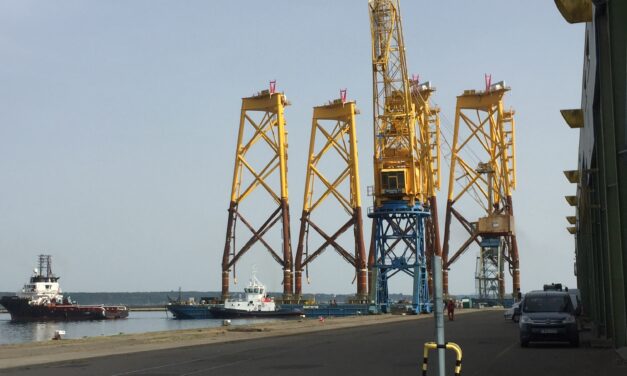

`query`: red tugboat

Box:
[0,255,128,321]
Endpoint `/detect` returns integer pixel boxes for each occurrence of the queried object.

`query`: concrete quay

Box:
[0,309,438,370]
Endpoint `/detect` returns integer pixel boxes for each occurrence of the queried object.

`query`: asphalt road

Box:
[1,311,625,376]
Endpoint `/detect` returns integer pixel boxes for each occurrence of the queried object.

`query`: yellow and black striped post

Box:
[422,341,463,376]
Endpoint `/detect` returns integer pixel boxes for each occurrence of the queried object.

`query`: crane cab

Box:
[380,168,407,197]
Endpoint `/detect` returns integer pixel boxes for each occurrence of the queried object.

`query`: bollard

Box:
[422,341,463,376]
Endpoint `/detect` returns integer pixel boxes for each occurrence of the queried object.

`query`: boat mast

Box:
[38,254,54,279]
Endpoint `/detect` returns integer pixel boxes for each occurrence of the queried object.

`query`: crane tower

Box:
[222,85,294,300]
[441,81,520,300]
[367,0,435,313]
[295,94,367,301]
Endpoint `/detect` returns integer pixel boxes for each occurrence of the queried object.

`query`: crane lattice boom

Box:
[370,0,421,207]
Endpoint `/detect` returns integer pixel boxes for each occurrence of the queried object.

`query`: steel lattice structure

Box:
[295,97,367,301]
[412,81,442,292]
[222,88,294,300]
[441,84,520,299]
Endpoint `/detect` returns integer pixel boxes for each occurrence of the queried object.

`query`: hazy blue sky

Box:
[0,1,584,295]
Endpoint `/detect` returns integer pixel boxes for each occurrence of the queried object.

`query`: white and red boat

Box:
[0,255,128,321]
[209,272,302,319]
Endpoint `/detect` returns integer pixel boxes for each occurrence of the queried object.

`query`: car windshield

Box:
[523,295,572,313]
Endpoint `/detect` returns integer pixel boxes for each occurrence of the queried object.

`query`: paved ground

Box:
[1,310,625,375]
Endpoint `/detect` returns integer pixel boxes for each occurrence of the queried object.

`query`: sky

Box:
[0,1,584,295]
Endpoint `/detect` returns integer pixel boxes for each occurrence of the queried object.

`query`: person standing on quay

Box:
[447,299,455,321]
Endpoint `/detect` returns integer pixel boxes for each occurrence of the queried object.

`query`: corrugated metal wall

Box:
[568,0,627,348]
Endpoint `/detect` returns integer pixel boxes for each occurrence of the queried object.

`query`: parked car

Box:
[504,302,521,322]
[519,291,580,347]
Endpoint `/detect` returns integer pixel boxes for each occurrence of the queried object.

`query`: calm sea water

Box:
[0,311,276,345]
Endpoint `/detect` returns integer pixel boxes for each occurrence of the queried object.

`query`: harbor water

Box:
[0,311,276,345]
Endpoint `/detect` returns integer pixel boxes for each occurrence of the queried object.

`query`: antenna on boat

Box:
[250,265,259,284]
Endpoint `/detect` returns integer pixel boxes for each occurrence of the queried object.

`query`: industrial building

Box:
[556,0,627,348]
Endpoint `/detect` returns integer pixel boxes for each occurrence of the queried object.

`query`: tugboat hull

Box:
[0,296,129,321]
[209,306,303,319]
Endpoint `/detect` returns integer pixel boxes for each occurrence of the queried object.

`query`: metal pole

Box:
[433,255,446,376]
